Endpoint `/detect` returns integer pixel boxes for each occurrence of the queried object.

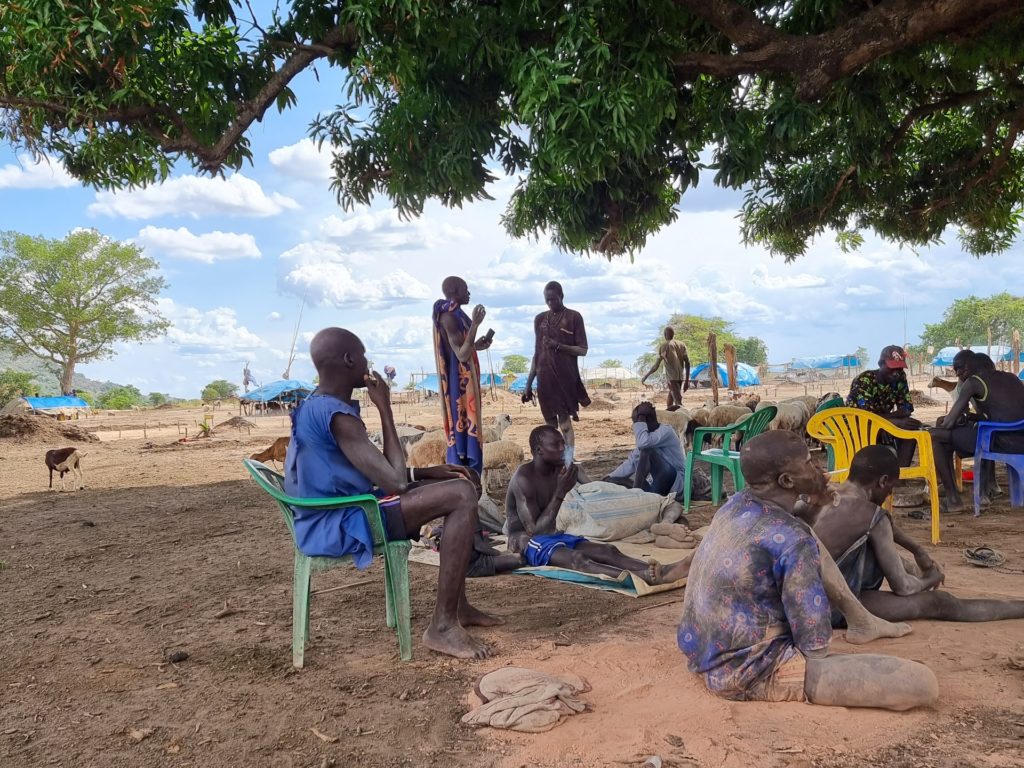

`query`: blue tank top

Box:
[284,393,376,567]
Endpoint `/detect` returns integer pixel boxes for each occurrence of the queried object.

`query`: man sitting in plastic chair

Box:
[286,327,501,659]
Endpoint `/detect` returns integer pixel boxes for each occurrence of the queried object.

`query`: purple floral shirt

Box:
[678,490,832,699]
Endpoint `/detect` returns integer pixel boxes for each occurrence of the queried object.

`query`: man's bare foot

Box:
[845,618,913,645]
[423,624,492,659]
[658,557,692,583]
[459,603,505,627]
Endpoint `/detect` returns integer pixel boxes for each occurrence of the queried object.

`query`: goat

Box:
[929,376,957,393]
[250,436,290,470]
[45,448,84,491]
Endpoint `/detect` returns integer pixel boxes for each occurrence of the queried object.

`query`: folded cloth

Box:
[462,666,590,733]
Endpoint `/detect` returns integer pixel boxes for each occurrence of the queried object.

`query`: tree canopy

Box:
[202,379,239,401]
[0,230,169,394]
[97,384,144,410]
[920,292,1024,349]
[0,370,36,407]
[637,314,769,374]
[3,2,1024,259]
[500,354,529,374]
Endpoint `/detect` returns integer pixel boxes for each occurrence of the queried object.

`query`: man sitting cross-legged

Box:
[816,445,1024,624]
[284,327,500,660]
[506,425,688,585]
[679,431,938,709]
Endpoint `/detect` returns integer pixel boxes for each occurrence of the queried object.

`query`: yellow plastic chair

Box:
[806,407,941,544]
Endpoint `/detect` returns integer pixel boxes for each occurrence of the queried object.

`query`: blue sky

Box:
[2,63,1022,398]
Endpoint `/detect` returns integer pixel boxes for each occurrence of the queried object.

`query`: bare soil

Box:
[2,376,1024,768]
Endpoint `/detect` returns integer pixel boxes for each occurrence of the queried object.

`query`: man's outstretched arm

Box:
[869,516,942,595]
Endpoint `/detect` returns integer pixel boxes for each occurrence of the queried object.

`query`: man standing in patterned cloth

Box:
[523,281,591,467]
[846,345,922,466]
[432,276,492,474]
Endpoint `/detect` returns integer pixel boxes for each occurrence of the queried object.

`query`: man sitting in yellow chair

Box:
[846,345,922,467]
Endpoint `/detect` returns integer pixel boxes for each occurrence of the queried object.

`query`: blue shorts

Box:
[524,533,586,567]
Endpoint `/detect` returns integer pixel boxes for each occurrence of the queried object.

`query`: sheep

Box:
[782,395,819,416]
[658,407,691,438]
[481,413,512,443]
[45,447,84,491]
[481,439,525,489]
[407,431,447,467]
[755,399,777,412]
[250,436,290,470]
[708,404,756,428]
[770,401,810,433]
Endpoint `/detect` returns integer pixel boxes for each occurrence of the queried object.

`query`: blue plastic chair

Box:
[973,418,1024,517]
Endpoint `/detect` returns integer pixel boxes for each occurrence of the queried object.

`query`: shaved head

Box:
[309,327,364,381]
[740,431,812,486]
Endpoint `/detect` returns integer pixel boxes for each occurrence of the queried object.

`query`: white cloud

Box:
[88,173,299,220]
[319,209,471,251]
[135,226,261,264]
[750,268,828,290]
[268,138,333,182]
[158,298,267,358]
[267,311,283,321]
[0,157,78,189]
[845,284,883,296]
[278,241,431,308]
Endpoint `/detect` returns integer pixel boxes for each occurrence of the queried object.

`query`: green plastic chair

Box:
[814,396,845,471]
[684,406,778,511]
[242,459,413,666]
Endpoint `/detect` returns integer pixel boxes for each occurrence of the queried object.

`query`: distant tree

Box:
[77,390,96,407]
[634,353,663,385]
[500,354,529,375]
[600,359,623,368]
[0,370,35,406]
[920,293,1024,350]
[0,230,169,394]
[148,392,170,406]
[649,314,768,366]
[201,379,239,402]
[97,385,144,410]
[854,346,869,366]
[733,337,768,366]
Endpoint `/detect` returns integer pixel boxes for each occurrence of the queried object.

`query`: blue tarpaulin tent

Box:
[790,355,860,369]
[508,373,536,393]
[931,345,1023,365]
[414,375,440,394]
[690,362,760,387]
[25,396,90,411]
[240,379,315,403]
[480,373,504,386]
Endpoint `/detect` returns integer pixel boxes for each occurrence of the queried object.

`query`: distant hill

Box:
[0,350,124,396]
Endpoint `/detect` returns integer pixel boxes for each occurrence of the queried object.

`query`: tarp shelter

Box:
[240,379,315,404]
[508,373,536,393]
[479,372,504,387]
[1,395,90,415]
[582,366,635,382]
[414,375,440,394]
[790,355,860,369]
[931,345,1024,366]
[690,362,761,388]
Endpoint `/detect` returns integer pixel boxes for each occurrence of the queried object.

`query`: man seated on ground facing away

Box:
[602,401,711,500]
[284,327,501,660]
[928,352,1024,513]
[816,445,1024,623]
[679,431,938,709]
[846,345,922,467]
[506,425,689,585]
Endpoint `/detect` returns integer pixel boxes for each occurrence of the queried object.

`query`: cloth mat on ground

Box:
[462,666,590,732]
[512,565,686,597]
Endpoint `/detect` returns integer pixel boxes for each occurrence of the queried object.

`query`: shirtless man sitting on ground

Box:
[505,425,688,585]
[679,431,938,709]
[815,445,1024,624]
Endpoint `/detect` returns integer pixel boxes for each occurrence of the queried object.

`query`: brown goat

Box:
[250,437,290,469]
[45,447,84,491]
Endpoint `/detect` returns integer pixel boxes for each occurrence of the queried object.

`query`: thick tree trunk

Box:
[60,361,75,396]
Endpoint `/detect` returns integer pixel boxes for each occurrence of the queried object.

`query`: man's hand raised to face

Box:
[364,371,391,410]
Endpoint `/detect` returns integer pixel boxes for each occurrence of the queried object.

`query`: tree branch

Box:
[671,0,1021,99]
[883,88,996,163]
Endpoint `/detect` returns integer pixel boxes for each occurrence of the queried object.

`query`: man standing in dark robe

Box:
[523,281,590,466]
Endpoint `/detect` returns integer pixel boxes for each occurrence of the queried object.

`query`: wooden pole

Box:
[1013,329,1021,375]
[723,343,738,395]
[708,333,719,406]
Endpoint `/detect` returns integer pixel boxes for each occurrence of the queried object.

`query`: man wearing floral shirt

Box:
[846,345,922,466]
[678,431,938,710]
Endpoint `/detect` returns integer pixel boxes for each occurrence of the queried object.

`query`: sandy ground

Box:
[2,375,1024,768]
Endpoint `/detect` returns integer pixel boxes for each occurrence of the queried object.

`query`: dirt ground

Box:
[2,375,1024,768]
